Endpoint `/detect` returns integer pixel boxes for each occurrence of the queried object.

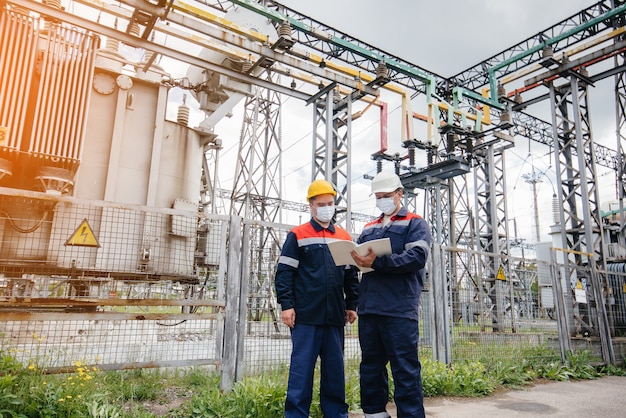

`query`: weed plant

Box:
[0,347,624,417]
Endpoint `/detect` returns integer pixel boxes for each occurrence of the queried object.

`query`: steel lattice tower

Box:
[447,176,478,329]
[311,88,354,231]
[548,73,615,363]
[229,71,283,323]
[230,76,282,225]
[613,0,626,247]
[615,53,626,247]
[473,143,514,333]
[425,181,451,363]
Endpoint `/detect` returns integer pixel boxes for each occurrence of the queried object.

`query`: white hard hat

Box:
[370,171,403,195]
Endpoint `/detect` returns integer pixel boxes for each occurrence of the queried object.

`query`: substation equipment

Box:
[2,0,626,368]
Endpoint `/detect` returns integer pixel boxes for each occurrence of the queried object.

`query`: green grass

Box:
[0,347,624,417]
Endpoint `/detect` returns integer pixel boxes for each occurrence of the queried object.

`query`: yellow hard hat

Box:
[307,179,337,200]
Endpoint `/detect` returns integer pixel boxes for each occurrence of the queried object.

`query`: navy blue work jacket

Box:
[356,207,431,321]
[275,219,359,327]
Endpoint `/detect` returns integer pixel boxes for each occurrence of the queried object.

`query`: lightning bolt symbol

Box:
[80,226,89,242]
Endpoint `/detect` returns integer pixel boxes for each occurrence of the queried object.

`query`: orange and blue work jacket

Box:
[356,206,431,321]
[275,218,359,327]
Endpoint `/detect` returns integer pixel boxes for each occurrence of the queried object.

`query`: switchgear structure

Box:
[2,0,626,367]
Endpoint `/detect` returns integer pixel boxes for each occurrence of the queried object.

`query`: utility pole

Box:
[521,168,542,243]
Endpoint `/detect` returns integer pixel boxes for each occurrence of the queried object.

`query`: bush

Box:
[0,347,623,417]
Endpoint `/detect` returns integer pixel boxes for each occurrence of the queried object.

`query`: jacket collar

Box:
[310,217,336,233]
[377,206,408,221]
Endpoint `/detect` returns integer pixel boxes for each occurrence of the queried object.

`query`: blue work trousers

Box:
[285,324,348,418]
[359,315,424,418]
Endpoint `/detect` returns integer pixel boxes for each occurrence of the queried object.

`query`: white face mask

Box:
[376,197,397,215]
[314,205,335,223]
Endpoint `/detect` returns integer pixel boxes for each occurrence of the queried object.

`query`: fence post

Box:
[221,215,242,391]
[430,184,451,364]
[236,222,252,381]
[550,248,571,362]
[214,221,229,361]
[589,262,615,364]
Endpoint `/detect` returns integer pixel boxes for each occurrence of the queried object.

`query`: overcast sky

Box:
[190,0,619,244]
[276,0,596,76]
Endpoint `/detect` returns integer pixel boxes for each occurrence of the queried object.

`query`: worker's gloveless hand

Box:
[346,310,357,324]
[281,308,295,328]
[351,247,376,269]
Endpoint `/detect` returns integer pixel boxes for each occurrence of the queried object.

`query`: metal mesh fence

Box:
[2,188,625,378]
[446,255,560,364]
[1,318,221,371]
[423,247,564,365]
[0,189,225,372]
[608,262,626,335]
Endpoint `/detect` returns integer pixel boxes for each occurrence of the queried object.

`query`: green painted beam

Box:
[228,0,435,86]
[484,3,626,103]
[491,3,626,73]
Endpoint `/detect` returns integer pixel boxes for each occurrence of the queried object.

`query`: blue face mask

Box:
[376,197,397,215]
[315,205,335,223]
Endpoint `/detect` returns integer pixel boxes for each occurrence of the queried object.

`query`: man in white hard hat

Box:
[275,179,359,418]
[351,171,431,418]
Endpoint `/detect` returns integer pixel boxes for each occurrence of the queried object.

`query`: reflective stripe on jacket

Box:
[356,207,431,320]
[275,218,359,327]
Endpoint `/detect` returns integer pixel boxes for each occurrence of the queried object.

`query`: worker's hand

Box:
[345,310,357,324]
[281,308,295,328]
[351,247,376,269]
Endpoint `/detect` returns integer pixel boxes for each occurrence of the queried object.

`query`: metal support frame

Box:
[229,71,282,326]
[616,58,626,246]
[230,73,282,225]
[550,248,573,361]
[448,176,478,326]
[426,182,451,364]
[549,73,615,363]
[473,144,514,333]
[221,214,242,391]
[614,0,626,247]
[311,89,353,230]
[614,26,626,247]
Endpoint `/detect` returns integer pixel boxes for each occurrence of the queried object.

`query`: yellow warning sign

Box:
[65,219,100,247]
[496,266,506,281]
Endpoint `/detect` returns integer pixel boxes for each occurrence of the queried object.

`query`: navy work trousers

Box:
[285,324,348,418]
[359,315,424,418]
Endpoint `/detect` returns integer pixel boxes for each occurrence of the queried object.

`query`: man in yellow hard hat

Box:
[275,179,359,418]
[351,171,431,418]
